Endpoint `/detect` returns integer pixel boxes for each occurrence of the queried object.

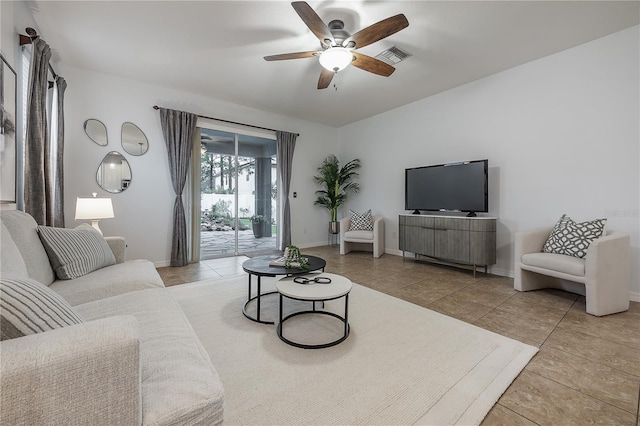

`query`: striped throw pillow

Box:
[37,225,116,280]
[1,277,83,340]
[349,209,374,231]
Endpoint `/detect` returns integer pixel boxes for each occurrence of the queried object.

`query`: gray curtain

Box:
[53,77,67,228]
[159,108,196,266]
[276,131,297,250]
[24,38,52,225]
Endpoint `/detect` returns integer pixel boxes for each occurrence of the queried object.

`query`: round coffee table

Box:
[276,272,352,349]
[242,254,326,324]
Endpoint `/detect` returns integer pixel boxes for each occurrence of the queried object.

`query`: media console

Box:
[398,214,496,277]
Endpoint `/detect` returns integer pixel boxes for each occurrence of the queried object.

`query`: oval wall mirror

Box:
[121,122,149,156]
[84,119,108,146]
[96,151,132,193]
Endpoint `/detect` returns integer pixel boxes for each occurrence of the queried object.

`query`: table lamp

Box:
[75,193,114,235]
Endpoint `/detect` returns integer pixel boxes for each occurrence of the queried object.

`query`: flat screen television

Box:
[405,159,488,216]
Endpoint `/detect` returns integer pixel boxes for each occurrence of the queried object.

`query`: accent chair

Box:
[514,227,630,316]
[340,215,385,258]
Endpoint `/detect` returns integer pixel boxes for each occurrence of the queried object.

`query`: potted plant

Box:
[251,214,267,238]
[313,154,361,234]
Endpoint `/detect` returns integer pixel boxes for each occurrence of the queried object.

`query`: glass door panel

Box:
[199,128,277,258]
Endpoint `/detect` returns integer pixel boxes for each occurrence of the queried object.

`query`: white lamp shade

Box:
[75,197,114,220]
[319,47,353,72]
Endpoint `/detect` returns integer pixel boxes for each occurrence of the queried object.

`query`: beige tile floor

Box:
[157,245,640,425]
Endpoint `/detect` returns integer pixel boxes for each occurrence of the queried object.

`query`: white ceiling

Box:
[29,1,639,127]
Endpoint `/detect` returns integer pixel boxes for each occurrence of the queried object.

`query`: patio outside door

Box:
[198,128,278,258]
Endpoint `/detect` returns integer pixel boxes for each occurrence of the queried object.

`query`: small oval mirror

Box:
[96,151,132,193]
[84,119,108,146]
[121,122,148,156]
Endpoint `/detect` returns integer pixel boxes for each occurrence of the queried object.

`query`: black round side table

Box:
[242,254,326,324]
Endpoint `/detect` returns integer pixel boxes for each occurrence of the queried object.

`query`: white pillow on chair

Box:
[543,214,606,259]
[349,210,373,231]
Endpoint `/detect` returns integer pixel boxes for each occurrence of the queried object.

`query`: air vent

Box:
[374,46,412,65]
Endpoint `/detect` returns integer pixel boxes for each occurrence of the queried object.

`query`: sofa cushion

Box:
[1,222,28,278]
[344,230,374,241]
[0,210,55,285]
[50,259,165,306]
[521,252,586,277]
[349,209,373,231]
[1,277,84,340]
[76,288,224,425]
[0,315,141,425]
[543,214,606,259]
[38,225,116,280]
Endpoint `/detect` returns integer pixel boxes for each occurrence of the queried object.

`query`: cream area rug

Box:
[168,275,538,425]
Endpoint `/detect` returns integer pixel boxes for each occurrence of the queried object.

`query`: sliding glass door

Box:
[198,127,278,259]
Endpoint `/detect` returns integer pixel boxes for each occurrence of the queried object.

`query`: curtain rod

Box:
[152,105,299,137]
[19,28,58,86]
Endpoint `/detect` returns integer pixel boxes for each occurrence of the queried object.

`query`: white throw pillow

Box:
[38,225,116,279]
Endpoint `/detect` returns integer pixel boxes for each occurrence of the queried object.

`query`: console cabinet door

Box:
[434,218,470,264]
[406,225,435,256]
[400,216,434,256]
[470,220,497,265]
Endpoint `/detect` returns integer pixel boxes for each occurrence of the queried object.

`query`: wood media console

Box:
[399,214,497,277]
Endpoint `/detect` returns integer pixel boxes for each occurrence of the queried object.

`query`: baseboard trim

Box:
[384,248,403,257]
[296,241,336,249]
[489,267,514,278]
[629,291,640,303]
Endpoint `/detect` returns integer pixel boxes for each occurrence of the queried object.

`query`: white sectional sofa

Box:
[0,210,224,425]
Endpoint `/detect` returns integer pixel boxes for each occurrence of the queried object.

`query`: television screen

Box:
[405,159,488,214]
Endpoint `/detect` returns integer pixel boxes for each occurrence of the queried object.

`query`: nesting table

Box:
[241,254,326,324]
[276,272,352,349]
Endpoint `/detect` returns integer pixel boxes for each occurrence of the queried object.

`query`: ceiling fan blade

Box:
[264,51,321,61]
[351,52,396,77]
[317,68,334,89]
[342,14,409,49]
[292,1,335,48]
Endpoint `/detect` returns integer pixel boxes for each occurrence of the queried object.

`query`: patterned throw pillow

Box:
[543,214,606,258]
[37,225,116,280]
[349,209,374,231]
[0,277,84,340]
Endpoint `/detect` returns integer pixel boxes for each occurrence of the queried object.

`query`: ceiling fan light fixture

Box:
[319,47,353,73]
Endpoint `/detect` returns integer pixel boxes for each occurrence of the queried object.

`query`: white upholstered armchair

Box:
[514,227,630,316]
[340,215,385,258]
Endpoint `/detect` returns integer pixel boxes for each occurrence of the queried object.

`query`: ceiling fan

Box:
[264,1,409,89]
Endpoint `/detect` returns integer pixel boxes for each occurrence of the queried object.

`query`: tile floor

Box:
[157,245,640,425]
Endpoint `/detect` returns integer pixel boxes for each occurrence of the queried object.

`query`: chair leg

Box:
[514,267,555,291]
[340,240,349,255]
[585,281,629,316]
[373,242,383,258]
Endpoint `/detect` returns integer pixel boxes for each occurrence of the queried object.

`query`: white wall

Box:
[59,64,337,265]
[5,0,338,266]
[1,1,32,71]
[338,26,640,299]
